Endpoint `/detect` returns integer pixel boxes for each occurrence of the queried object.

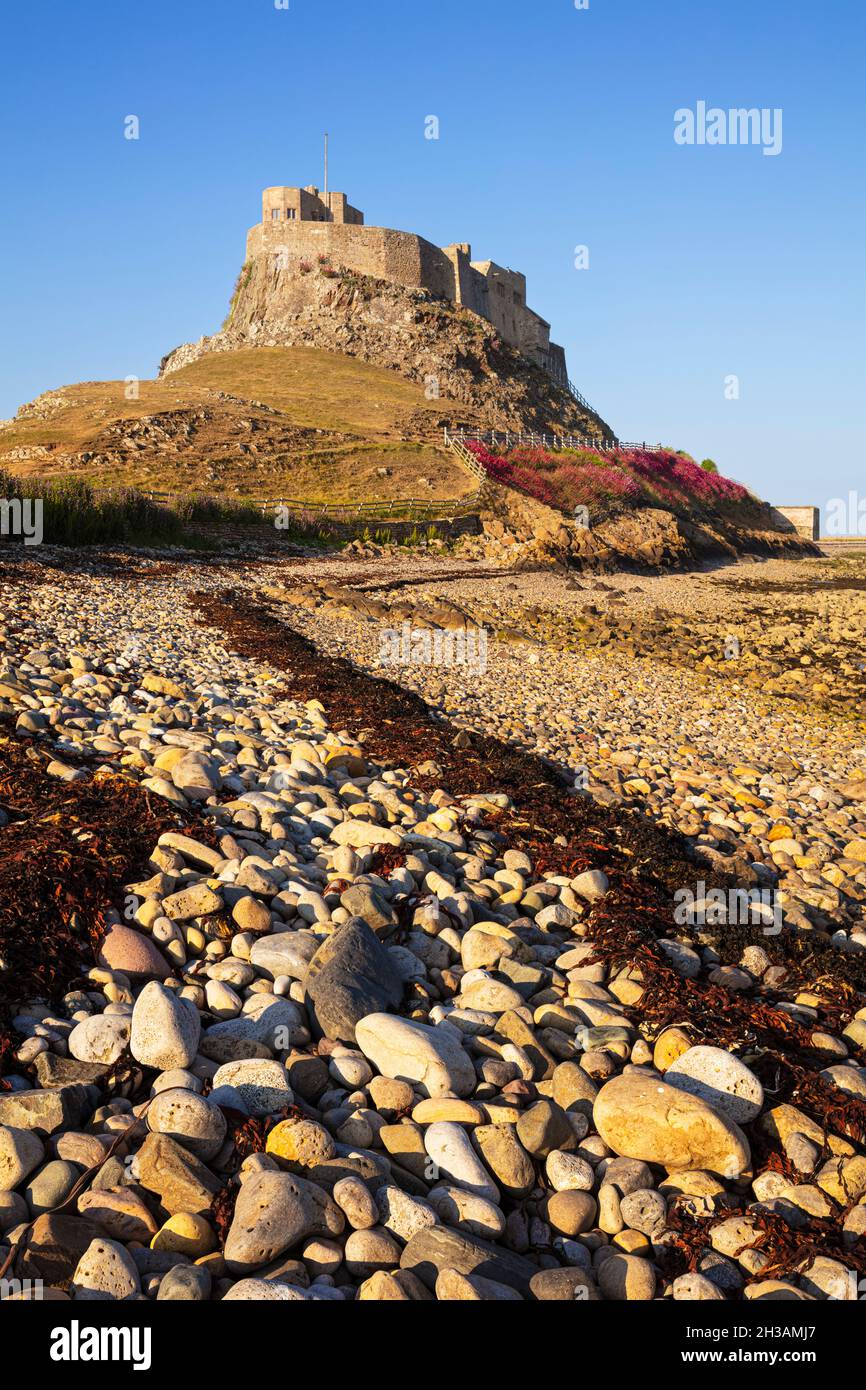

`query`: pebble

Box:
[210,1060,293,1116]
[77,1189,159,1243]
[545,1150,595,1191]
[71,1238,141,1301]
[664,1045,764,1125]
[147,1089,227,1162]
[151,1212,217,1259]
[546,1189,598,1236]
[130,982,201,1071]
[424,1122,499,1201]
[97,923,171,980]
[224,1170,343,1275]
[426,1184,506,1240]
[157,1264,213,1301]
[25,1159,81,1216]
[344,1226,403,1276]
[333,1176,379,1230]
[68,1014,131,1066]
[355,1014,476,1099]
[0,1126,44,1191]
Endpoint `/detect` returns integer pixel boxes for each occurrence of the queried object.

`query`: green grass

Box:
[0,473,341,549]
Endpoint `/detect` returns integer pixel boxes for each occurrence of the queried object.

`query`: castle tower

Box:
[261,186,364,226]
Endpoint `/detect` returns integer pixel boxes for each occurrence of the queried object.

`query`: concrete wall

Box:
[770,505,819,540]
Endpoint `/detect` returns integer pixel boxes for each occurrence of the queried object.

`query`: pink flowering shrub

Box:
[465,440,752,519]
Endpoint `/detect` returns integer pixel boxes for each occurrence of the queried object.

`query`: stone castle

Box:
[249,185,570,384]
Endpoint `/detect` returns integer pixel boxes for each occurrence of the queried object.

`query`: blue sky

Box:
[1,0,863,509]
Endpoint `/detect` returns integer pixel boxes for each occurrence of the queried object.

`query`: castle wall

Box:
[545,342,568,383]
[246,208,568,379]
[247,222,459,299]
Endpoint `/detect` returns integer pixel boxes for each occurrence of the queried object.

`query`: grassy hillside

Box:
[0,347,483,503]
[173,346,446,435]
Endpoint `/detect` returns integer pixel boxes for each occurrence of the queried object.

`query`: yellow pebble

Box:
[151,1212,216,1259]
[613,1229,652,1256]
[653,1026,694,1072]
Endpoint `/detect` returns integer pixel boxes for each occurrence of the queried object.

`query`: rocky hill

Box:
[0,255,814,569]
[160,260,615,442]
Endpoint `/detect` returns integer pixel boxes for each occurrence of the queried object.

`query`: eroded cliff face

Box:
[458,481,818,571]
[160,259,615,441]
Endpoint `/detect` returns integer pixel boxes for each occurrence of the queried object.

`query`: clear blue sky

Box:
[1,0,863,508]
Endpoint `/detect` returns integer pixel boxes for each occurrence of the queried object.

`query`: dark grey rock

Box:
[91,1156,128,1191]
[129,1247,192,1276]
[18,1213,103,1285]
[529,1267,601,1300]
[303,916,403,1043]
[400,1224,537,1296]
[339,886,397,934]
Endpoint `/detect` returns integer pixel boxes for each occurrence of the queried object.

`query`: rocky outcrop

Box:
[160,262,614,441]
[454,481,817,571]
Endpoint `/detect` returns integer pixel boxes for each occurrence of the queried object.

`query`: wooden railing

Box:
[444,428,663,456]
[441,432,489,485]
[93,488,483,526]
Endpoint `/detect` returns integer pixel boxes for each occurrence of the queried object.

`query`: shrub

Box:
[0,475,183,546]
[465,439,751,518]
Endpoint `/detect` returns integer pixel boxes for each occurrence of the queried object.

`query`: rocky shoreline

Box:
[0,553,864,1303]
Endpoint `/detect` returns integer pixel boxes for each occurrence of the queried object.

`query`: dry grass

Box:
[173,346,453,436]
[0,347,482,503]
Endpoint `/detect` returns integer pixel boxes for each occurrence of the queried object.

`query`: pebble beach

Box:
[0,546,864,1305]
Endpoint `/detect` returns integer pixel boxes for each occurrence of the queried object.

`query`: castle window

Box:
[271,209,281,220]
[286,208,296,220]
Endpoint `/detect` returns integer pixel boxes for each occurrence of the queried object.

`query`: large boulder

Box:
[304,917,404,1043]
[593,1072,751,1177]
[224,1170,344,1275]
[355,1014,476,1099]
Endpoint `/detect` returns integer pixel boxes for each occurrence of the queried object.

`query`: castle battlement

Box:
[247,185,568,383]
